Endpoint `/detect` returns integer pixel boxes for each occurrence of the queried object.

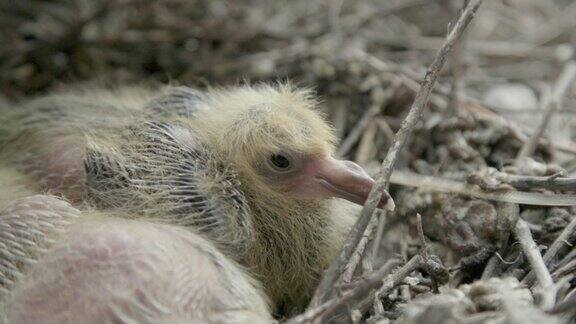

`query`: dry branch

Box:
[523,214,576,287]
[390,170,576,206]
[337,83,399,158]
[504,173,576,192]
[514,219,556,310]
[341,215,379,285]
[448,0,468,116]
[370,210,388,267]
[481,203,516,279]
[287,255,422,324]
[309,0,484,307]
[416,213,438,293]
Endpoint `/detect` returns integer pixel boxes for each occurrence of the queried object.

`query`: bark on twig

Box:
[370,210,388,267]
[390,170,576,206]
[354,120,378,165]
[337,83,399,158]
[523,214,576,287]
[503,173,576,192]
[309,0,484,307]
[514,219,556,310]
[416,213,439,293]
[481,203,516,279]
[341,216,379,285]
[287,256,422,324]
[337,105,380,158]
[449,0,469,116]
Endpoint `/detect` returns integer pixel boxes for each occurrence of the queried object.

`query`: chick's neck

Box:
[235,178,339,309]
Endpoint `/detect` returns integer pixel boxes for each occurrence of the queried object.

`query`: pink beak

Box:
[296,156,395,211]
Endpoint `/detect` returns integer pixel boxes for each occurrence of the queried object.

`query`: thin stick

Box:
[448,0,469,116]
[354,120,378,165]
[514,219,556,310]
[553,258,576,281]
[517,61,576,160]
[523,213,576,287]
[341,215,379,284]
[549,293,576,315]
[416,213,438,293]
[355,48,576,158]
[503,173,576,192]
[449,37,465,115]
[481,203,516,279]
[351,258,403,315]
[481,254,503,280]
[389,170,576,206]
[308,0,484,307]
[370,210,388,267]
[337,105,380,158]
[287,256,422,324]
[364,34,564,60]
[337,83,398,158]
[516,85,552,160]
[374,117,396,143]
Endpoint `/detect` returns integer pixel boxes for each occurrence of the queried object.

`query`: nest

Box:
[2,0,576,323]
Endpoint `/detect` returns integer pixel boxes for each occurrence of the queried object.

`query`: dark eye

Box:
[269,154,291,170]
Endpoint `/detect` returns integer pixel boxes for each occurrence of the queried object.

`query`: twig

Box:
[352,258,403,315]
[341,215,379,285]
[516,85,552,161]
[516,61,576,160]
[503,173,576,192]
[481,255,502,281]
[287,255,422,324]
[364,33,565,60]
[336,105,380,158]
[308,0,484,307]
[548,293,576,316]
[370,210,388,268]
[416,213,438,293]
[501,248,527,280]
[374,117,396,143]
[448,0,468,116]
[523,213,576,287]
[481,203,516,279]
[551,248,576,277]
[389,170,576,206]
[449,37,465,115]
[514,219,556,310]
[553,258,576,282]
[337,82,399,158]
[354,120,378,165]
[358,50,576,158]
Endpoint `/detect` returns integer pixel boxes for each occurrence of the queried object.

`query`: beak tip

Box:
[377,191,395,211]
[383,198,395,211]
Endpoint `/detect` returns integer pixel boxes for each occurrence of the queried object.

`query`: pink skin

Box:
[291,156,395,211]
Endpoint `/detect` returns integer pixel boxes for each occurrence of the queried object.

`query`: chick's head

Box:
[200,84,393,209]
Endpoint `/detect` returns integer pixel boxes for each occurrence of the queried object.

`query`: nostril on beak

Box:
[343,160,370,178]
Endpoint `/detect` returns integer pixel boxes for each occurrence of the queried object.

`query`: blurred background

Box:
[2,0,576,155]
[2,0,576,158]
[0,1,573,95]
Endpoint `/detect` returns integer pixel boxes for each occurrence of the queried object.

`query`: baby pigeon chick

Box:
[0,83,393,313]
[0,197,271,323]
